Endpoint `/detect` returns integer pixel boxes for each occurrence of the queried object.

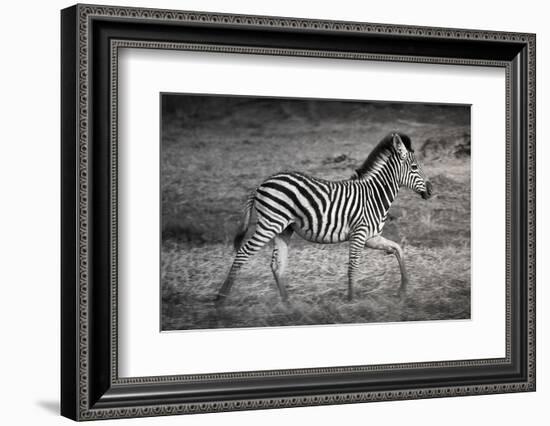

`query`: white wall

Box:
[0,0,546,424]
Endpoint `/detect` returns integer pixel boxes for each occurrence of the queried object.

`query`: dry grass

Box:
[162,242,470,330]
[161,97,471,330]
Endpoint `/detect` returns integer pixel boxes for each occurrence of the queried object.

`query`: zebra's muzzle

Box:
[421,181,433,200]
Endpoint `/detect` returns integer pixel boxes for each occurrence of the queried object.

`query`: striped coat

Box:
[217,132,432,303]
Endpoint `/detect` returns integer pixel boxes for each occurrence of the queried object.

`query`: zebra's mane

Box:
[351,132,413,179]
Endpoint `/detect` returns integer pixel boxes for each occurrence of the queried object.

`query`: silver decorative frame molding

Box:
[61,4,536,421]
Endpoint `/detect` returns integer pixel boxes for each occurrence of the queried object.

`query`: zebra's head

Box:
[392,133,433,200]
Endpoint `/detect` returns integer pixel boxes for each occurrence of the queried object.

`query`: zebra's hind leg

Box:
[271,226,294,302]
[216,224,282,305]
[365,235,408,298]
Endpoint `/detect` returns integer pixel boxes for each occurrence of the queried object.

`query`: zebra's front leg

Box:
[365,235,408,298]
[348,231,367,301]
[271,227,293,302]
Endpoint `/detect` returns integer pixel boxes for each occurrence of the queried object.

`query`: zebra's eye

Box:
[411,164,418,171]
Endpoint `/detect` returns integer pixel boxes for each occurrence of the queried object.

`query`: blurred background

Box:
[161,94,471,330]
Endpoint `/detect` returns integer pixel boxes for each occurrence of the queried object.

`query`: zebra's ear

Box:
[392,133,408,160]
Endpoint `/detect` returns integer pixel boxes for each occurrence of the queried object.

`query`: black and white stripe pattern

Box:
[217,132,432,303]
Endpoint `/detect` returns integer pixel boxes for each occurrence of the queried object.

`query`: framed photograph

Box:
[61,4,536,421]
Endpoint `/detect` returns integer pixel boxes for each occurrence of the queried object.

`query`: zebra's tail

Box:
[233,191,255,252]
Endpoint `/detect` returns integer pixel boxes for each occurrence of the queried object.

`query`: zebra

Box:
[216,132,432,303]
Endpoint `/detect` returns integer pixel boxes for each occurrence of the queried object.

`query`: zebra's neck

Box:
[355,154,401,228]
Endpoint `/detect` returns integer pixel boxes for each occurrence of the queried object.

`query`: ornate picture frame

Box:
[61,4,535,421]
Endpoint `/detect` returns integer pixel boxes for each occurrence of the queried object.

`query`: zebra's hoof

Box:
[214,293,227,306]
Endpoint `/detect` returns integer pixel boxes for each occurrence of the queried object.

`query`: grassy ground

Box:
[161,96,471,330]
